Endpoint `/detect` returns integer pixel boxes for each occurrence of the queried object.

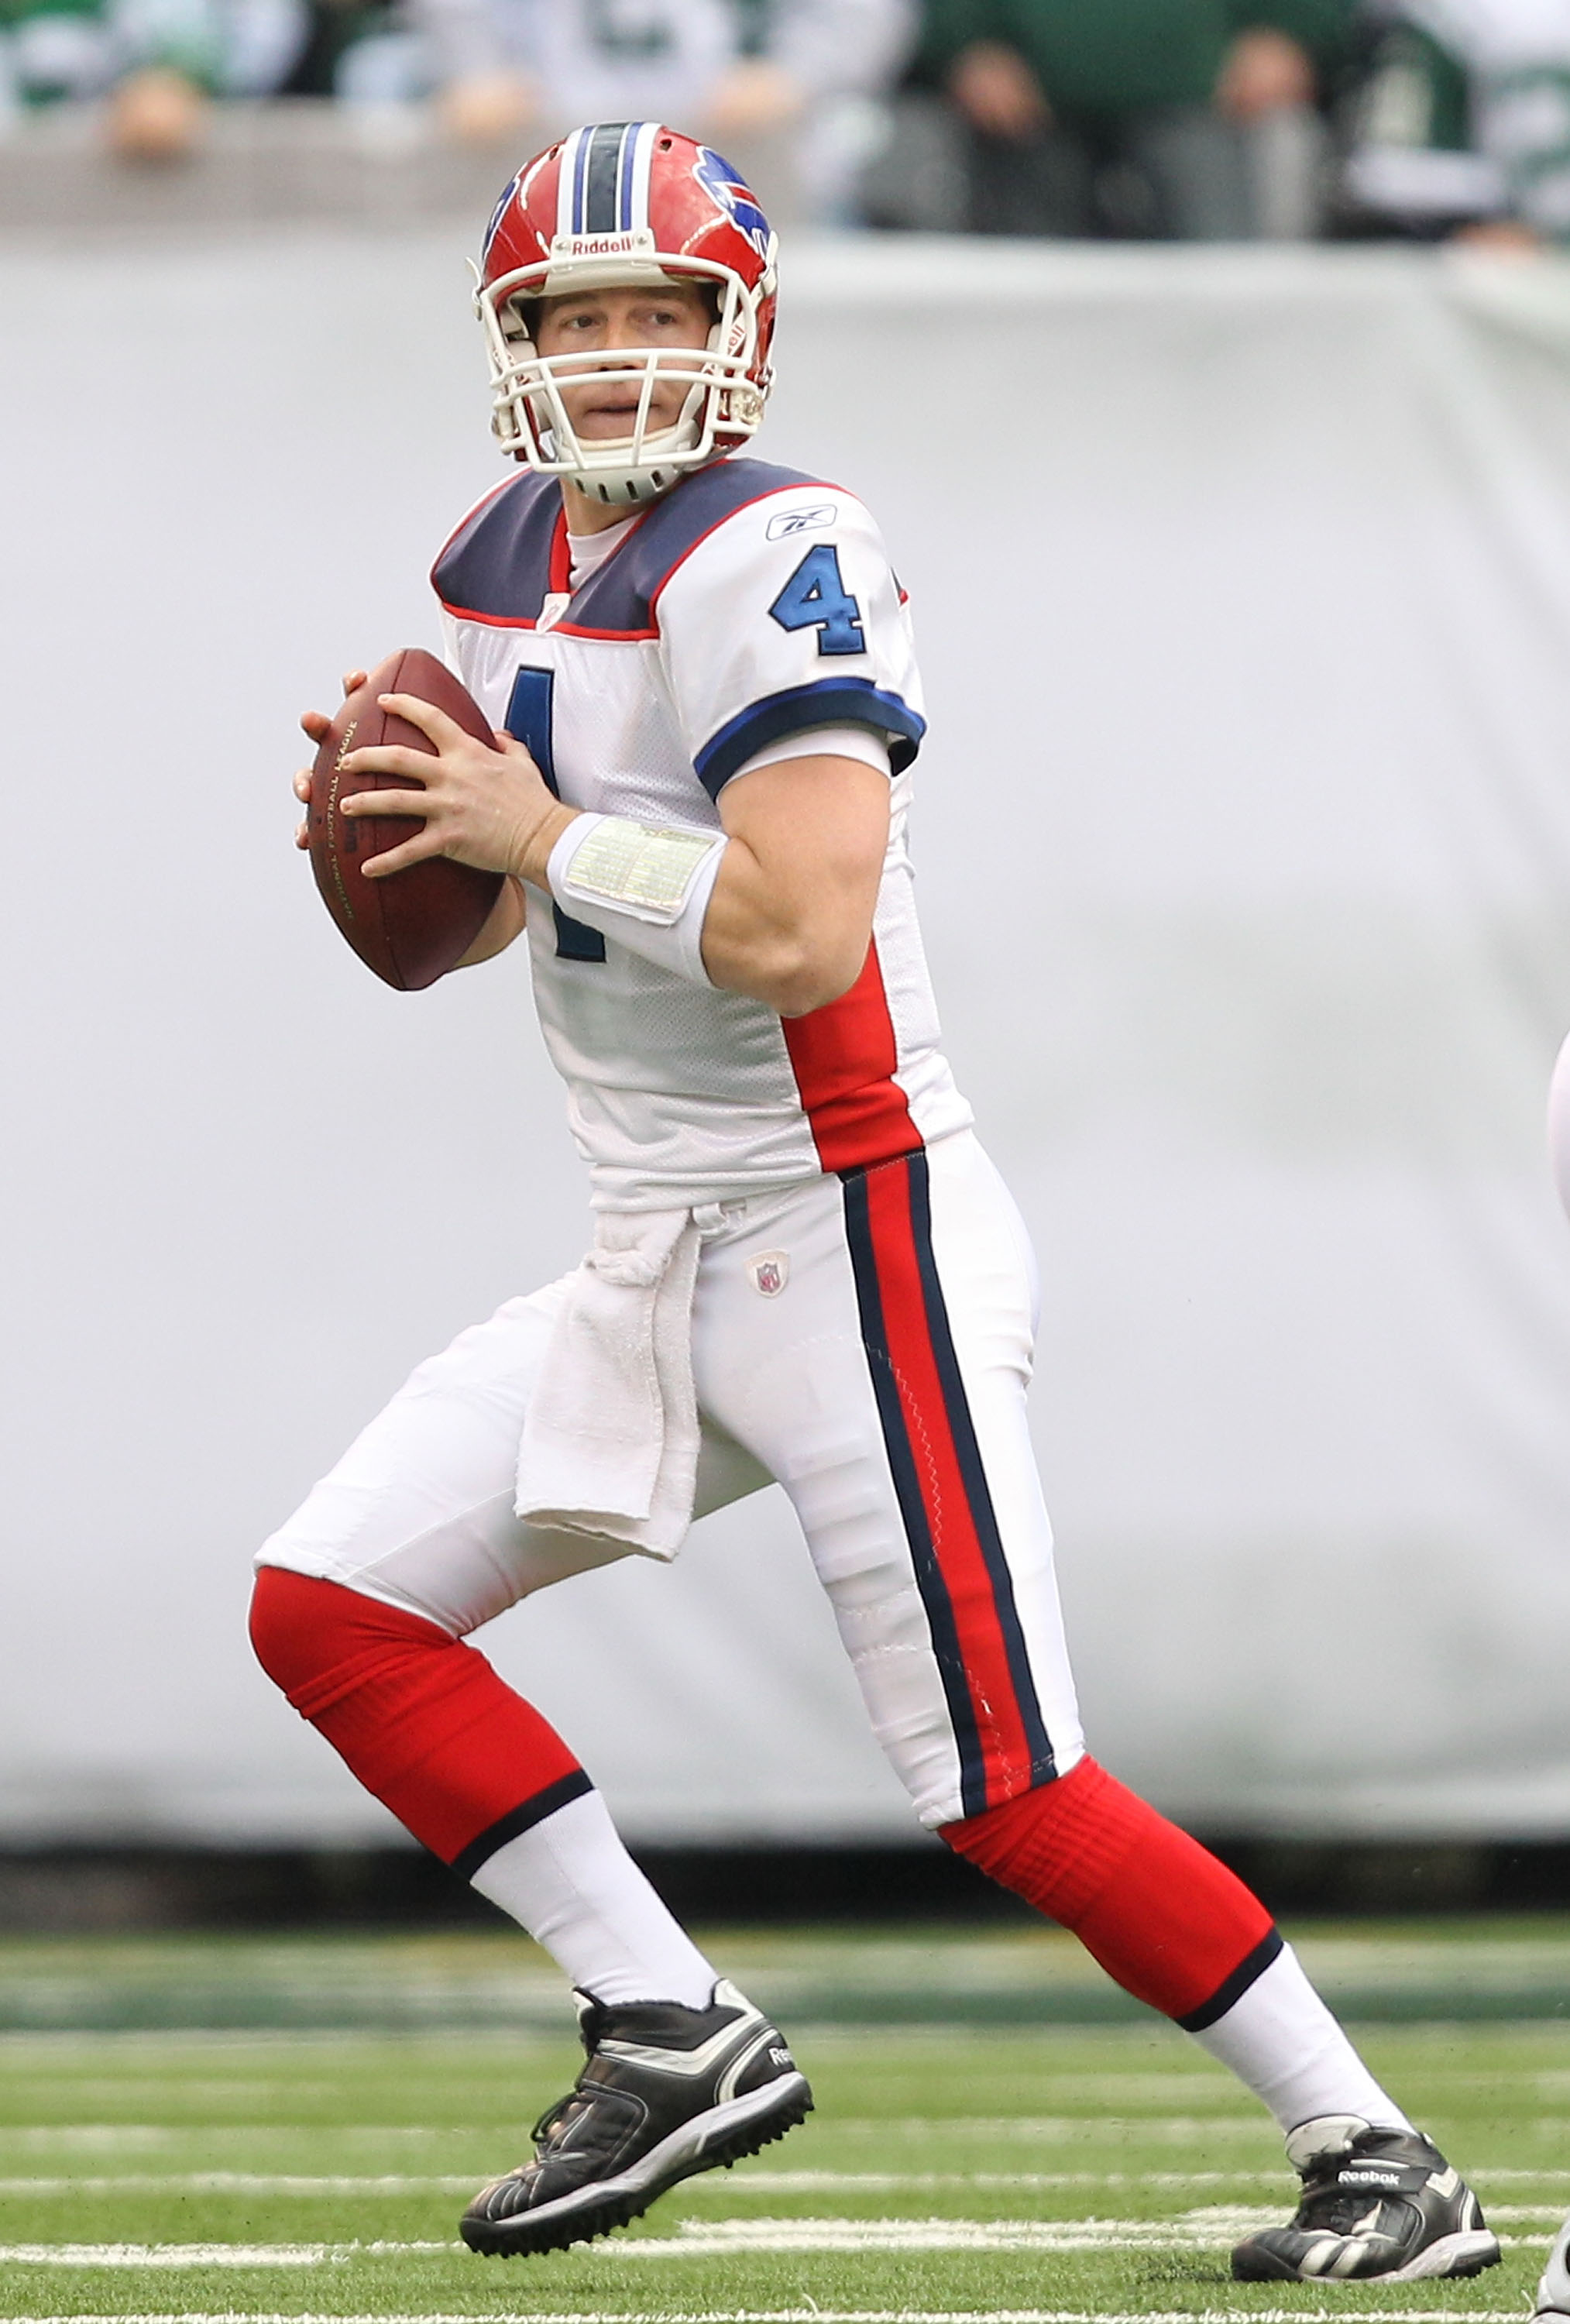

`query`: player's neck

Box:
[559,478,638,535]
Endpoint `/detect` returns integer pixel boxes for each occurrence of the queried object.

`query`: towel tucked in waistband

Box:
[514,1207,703,1561]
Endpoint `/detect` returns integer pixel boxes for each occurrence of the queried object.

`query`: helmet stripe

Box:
[572,124,595,229]
[555,125,586,239]
[625,119,656,232]
[582,120,630,233]
[615,119,636,230]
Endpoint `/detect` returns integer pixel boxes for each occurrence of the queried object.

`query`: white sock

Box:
[1537,2212,1570,2314]
[469,1789,717,2009]
[1189,1944,1414,2137]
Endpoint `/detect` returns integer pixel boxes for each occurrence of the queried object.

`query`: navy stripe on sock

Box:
[1176,1925,1286,2032]
[449,1768,595,1882]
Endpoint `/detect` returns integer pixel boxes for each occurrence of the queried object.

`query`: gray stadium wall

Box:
[5,225,1570,1848]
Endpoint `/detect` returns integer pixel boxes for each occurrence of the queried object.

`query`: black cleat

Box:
[459,1978,812,2257]
[1232,2116,1501,2283]
[1534,2209,1570,2320]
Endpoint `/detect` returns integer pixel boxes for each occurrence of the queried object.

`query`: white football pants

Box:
[258,1129,1085,1830]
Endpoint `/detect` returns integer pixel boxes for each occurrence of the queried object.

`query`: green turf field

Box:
[0,1923,1565,2324]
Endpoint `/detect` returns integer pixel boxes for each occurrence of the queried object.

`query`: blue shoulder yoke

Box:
[432,458,824,632]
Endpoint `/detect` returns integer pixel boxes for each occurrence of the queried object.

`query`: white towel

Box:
[514,1208,703,1560]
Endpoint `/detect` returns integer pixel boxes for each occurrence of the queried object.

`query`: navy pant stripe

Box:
[905,1149,1056,1786]
[842,1165,991,1819]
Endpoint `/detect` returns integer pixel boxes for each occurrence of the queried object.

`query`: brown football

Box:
[308,647,505,991]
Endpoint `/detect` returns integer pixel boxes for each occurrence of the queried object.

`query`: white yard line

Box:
[0,2216,1554,2263]
[0,2174,481,2195]
[0,2244,449,2267]
[0,2165,1563,2195]
[0,2310,1544,2324]
[608,2219,1551,2256]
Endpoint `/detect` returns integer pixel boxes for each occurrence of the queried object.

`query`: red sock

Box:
[943,1755,1280,2026]
[249,1567,587,1875]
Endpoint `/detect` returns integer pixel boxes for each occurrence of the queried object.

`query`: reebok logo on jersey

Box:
[748,1251,789,1297]
[767,504,837,542]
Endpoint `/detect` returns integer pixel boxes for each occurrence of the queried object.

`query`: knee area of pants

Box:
[249,1566,330,1692]
[247,1566,441,1697]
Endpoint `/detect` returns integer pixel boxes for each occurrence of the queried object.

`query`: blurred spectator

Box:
[325,0,914,220]
[0,0,306,153]
[1340,0,1570,243]
[879,0,1355,236]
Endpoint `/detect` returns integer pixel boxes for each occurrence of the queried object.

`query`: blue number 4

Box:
[769,544,866,656]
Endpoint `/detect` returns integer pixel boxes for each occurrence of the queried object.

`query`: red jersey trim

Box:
[782,940,920,1175]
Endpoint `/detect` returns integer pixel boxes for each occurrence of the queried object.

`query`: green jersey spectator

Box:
[908,0,1356,235]
[1342,0,1570,240]
[0,0,304,150]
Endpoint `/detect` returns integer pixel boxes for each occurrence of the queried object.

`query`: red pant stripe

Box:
[843,1150,1053,1817]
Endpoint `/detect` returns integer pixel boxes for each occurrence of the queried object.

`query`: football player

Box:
[252,121,1498,2278]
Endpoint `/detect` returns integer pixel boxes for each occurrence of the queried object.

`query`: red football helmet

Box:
[476,122,779,507]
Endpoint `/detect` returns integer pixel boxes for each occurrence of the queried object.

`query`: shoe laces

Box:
[531,2089,587,2150]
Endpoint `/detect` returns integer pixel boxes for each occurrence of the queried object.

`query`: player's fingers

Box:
[300,709,332,741]
[361,830,442,879]
[342,785,434,820]
[295,818,311,851]
[294,769,312,802]
[493,727,540,772]
[377,691,468,750]
[338,743,437,782]
[341,667,369,698]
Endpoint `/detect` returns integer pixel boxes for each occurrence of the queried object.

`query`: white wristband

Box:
[547,813,727,986]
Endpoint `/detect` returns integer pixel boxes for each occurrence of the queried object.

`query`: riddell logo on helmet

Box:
[551,231,655,260]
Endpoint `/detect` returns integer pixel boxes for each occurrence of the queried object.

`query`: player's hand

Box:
[338,691,576,884]
[294,669,368,851]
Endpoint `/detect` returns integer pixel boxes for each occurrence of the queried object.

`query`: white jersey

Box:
[432,456,972,1210]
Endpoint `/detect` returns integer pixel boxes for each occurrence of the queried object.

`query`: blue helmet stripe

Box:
[582,121,629,232]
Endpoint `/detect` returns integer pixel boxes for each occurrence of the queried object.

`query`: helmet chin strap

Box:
[543,419,709,509]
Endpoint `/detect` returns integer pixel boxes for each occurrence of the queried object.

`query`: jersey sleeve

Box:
[654,486,926,800]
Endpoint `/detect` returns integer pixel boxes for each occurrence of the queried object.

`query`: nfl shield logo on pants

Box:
[748,1250,789,1298]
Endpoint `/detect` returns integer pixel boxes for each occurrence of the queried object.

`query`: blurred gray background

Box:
[6,231,1570,1851]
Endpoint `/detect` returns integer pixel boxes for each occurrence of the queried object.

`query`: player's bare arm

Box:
[341,703,888,1011]
[703,754,890,1015]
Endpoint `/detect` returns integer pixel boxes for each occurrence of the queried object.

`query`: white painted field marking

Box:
[0,2309,1541,2324]
[0,2247,332,2269]
[0,2243,449,2267]
[0,2211,1555,2264]
[604,2216,1552,2257]
[0,2163,1559,2197]
[827,2117,1276,2141]
[0,2174,479,2195]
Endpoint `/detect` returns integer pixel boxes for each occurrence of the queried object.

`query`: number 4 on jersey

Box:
[769,544,866,656]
